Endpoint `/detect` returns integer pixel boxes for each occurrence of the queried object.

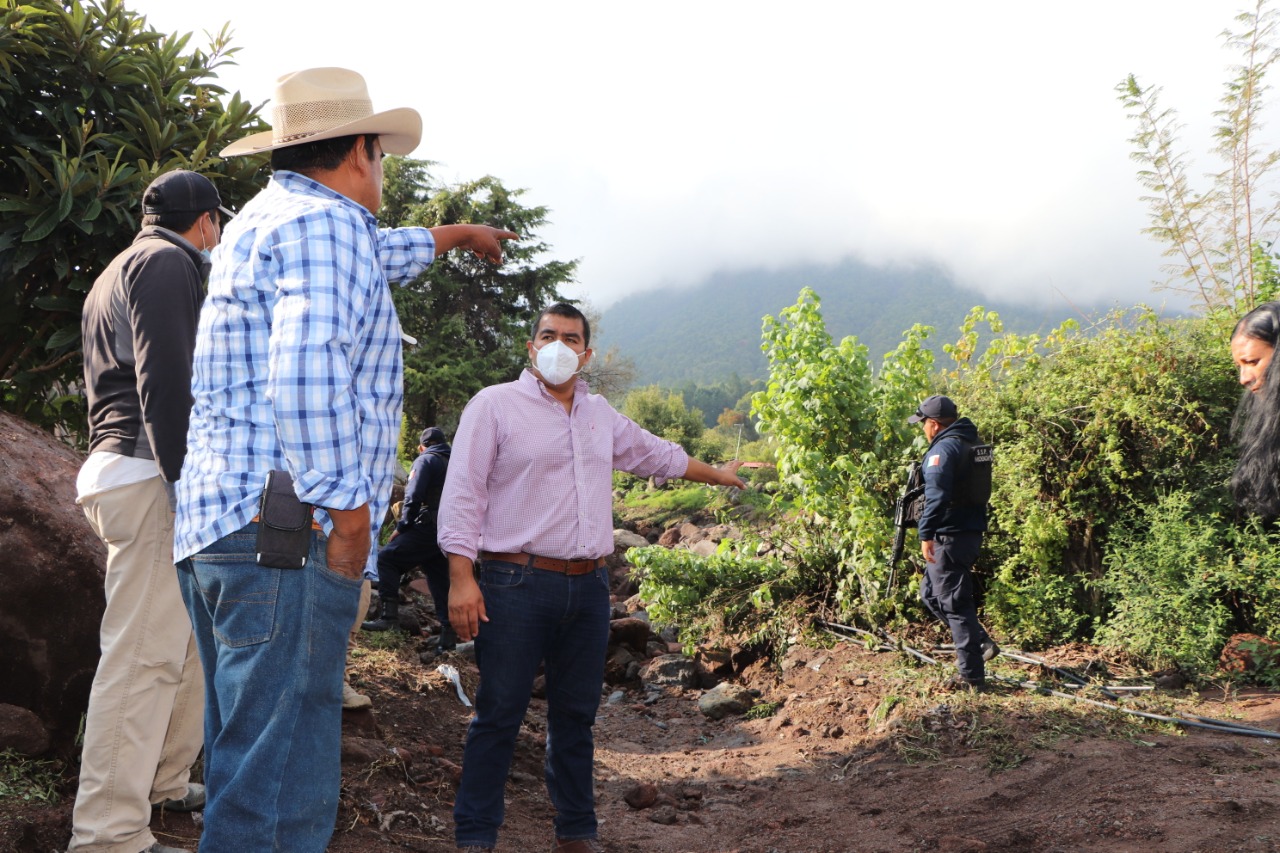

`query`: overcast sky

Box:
[139,0,1256,310]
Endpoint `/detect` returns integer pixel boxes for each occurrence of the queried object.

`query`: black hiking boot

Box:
[437,624,458,653]
[420,624,459,659]
[361,599,402,632]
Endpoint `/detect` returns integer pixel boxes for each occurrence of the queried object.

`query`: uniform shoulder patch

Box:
[927,454,942,467]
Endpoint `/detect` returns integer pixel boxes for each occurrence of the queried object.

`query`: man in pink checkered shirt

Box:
[438,302,743,853]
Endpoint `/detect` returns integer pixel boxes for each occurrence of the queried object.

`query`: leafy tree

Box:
[717,408,746,430]
[0,0,265,433]
[620,385,705,457]
[1119,0,1280,310]
[379,157,577,454]
[679,375,762,429]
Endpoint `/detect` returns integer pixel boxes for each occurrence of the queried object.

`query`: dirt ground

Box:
[5,617,1280,853]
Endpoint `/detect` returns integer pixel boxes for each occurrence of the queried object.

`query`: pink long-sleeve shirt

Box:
[437,369,690,562]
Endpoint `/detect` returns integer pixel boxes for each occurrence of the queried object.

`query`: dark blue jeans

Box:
[375,523,449,618]
[920,531,989,682]
[177,523,362,853]
[453,559,611,848]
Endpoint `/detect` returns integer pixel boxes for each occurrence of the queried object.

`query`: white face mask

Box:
[198,217,213,262]
[533,340,584,385]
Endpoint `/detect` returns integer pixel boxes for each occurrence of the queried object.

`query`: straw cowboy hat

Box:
[221,67,422,157]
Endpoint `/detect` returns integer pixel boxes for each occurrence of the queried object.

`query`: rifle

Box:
[886,462,924,595]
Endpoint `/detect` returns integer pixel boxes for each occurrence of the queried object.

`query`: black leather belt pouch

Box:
[255,470,312,569]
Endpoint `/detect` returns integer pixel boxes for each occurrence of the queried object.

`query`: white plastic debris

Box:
[436,663,472,707]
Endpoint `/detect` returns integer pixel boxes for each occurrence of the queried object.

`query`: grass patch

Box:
[0,750,62,805]
[745,701,780,720]
[867,668,1186,773]
[615,479,787,530]
[348,634,422,687]
[616,484,712,528]
[898,735,940,764]
[355,629,416,653]
[869,694,903,727]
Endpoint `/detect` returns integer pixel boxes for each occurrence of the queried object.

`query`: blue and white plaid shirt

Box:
[174,170,435,573]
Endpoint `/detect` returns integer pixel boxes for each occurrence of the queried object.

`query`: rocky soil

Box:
[5,601,1280,853]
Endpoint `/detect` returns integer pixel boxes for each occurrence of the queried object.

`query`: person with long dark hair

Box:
[1230,301,1280,517]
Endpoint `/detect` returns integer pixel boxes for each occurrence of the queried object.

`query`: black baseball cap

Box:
[907,394,958,424]
[419,427,446,446]
[142,170,234,219]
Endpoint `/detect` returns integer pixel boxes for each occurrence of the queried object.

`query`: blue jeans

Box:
[177,523,362,853]
[920,531,989,682]
[454,559,611,848]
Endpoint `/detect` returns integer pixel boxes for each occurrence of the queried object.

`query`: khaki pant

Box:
[352,577,372,641]
[69,477,204,853]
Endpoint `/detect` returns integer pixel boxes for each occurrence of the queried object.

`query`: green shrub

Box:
[630,540,796,651]
[1232,637,1280,687]
[951,308,1240,647]
[696,427,733,463]
[1098,491,1280,673]
[736,438,778,465]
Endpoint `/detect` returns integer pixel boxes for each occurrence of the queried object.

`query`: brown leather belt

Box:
[480,550,604,575]
[251,515,324,532]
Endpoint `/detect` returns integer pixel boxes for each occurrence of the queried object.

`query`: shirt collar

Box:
[134,225,203,264]
[272,170,378,226]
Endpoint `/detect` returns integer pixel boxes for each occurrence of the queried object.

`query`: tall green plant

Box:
[750,288,934,619]
[1119,0,1280,310]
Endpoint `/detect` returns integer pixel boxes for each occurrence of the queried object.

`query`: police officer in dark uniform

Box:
[363,427,457,652]
[908,395,998,688]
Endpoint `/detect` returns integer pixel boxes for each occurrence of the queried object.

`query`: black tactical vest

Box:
[951,439,993,508]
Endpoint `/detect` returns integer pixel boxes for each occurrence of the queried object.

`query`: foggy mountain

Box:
[596,258,1120,386]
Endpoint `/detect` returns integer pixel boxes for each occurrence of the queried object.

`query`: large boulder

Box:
[0,411,104,757]
[613,528,648,551]
[0,703,51,755]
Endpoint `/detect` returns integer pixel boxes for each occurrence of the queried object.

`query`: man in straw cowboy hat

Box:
[173,67,516,853]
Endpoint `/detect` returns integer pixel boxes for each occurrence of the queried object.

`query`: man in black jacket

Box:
[71,170,230,853]
[363,427,456,652]
[908,394,998,689]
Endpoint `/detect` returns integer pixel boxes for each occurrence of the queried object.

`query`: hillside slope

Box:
[598,258,1114,385]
